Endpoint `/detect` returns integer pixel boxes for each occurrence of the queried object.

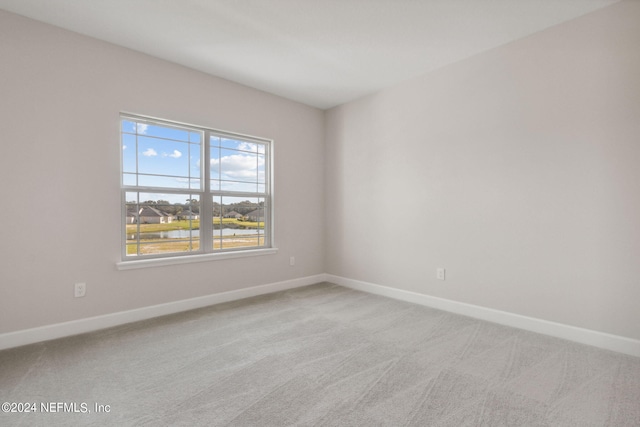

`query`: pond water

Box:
[128,228,260,240]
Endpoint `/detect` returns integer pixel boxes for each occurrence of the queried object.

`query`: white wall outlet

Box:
[290,256,295,266]
[74,282,86,298]
[436,268,446,281]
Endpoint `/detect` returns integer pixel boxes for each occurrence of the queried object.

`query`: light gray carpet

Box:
[1,282,639,426]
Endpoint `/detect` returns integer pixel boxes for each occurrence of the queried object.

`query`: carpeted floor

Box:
[1,282,639,426]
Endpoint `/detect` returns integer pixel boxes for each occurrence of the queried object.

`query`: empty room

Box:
[1,0,639,425]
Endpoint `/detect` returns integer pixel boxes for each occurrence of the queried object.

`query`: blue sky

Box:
[122,119,266,204]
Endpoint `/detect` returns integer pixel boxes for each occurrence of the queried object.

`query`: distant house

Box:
[224,210,243,219]
[126,209,138,224]
[178,210,199,220]
[246,208,264,222]
[138,206,173,224]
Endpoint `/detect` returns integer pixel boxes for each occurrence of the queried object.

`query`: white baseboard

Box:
[3,273,639,358]
[326,274,640,358]
[0,274,326,351]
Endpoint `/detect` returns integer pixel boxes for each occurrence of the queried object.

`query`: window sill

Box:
[116,248,278,270]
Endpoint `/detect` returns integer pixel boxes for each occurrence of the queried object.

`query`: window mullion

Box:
[200,130,212,252]
[265,143,271,247]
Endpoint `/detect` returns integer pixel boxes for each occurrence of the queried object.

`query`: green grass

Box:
[125,218,265,255]
[126,218,264,234]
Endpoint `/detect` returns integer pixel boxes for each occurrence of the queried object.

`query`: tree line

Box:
[126,199,264,217]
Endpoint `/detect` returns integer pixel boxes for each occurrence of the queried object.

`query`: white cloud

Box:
[137,123,148,134]
[122,145,127,150]
[236,142,265,154]
[142,148,157,157]
[237,142,256,152]
[168,150,182,158]
[211,154,264,179]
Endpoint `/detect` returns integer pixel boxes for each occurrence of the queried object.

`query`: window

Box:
[120,114,272,263]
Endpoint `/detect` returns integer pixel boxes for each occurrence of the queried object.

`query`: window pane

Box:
[138,175,191,189]
[190,132,201,143]
[122,134,137,173]
[216,196,265,250]
[189,142,202,189]
[210,142,221,191]
[220,180,258,192]
[122,118,202,192]
[125,192,201,256]
[211,139,264,189]
[212,195,222,249]
[257,154,266,184]
[220,149,259,184]
[189,178,201,190]
[190,154,201,184]
[123,173,137,186]
[137,137,190,176]
[122,120,136,134]
[221,138,259,153]
[139,123,190,142]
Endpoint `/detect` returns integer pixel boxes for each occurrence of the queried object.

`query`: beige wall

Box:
[0,10,325,333]
[325,0,640,340]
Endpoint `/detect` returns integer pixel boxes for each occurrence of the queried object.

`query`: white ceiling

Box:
[0,0,620,109]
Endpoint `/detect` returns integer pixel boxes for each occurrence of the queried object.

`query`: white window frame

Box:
[117,113,276,270]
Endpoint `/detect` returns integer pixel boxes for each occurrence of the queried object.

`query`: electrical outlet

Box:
[290,256,295,266]
[436,268,446,281]
[74,282,86,298]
